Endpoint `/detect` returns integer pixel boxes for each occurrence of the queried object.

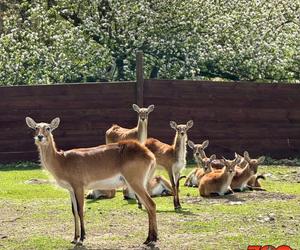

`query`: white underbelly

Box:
[191,175,198,186]
[240,181,248,189]
[151,183,165,196]
[86,175,125,190]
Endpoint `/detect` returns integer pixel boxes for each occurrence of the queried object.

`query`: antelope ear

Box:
[210,154,216,161]
[186,120,194,129]
[234,152,243,162]
[257,156,265,164]
[244,151,251,162]
[202,140,209,149]
[147,104,155,113]
[170,121,177,130]
[234,154,242,164]
[26,117,37,129]
[132,104,140,112]
[50,117,60,131]
[187,140,195,149]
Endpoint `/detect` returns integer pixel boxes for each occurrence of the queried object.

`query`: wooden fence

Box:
[0,82,137,162]
[144,79,300,159]
[1,54,300,163]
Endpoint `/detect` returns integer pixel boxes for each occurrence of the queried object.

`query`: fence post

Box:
[136,51,144,107]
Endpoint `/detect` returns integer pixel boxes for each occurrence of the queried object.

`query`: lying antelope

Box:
[145,120,193,210]
[123,176,173,198]
[231,152,265,191]
[26,117,158,246]
[87,104,154,200]
[184,140,209,187]
[185,154,217,187]
[199,155,241,197]
[149,176,173,197]
[188,139,266,190]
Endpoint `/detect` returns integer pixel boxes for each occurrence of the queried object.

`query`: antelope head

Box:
[221,154,242,175]
[188,140,209,163]
[170,120,193,139]
[132,104,155,122]
[199,154,216,173]
[243,151,265,174]
[26,117,60,146]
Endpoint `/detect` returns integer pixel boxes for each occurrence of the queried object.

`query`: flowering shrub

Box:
[0,0,299,85]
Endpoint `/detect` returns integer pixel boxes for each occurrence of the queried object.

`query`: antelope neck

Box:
[37,135,62,177]
[137,118,148,143]
[173,133,187,163]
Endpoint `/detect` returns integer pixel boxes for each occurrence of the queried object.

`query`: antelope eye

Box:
[35,127,38,130]
[46,127,51,131]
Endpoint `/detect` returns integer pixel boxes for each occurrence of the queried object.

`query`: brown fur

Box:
[231,164,254,191]
[199,156,240,197]
[26,117,158,246]
[106,125,138,143]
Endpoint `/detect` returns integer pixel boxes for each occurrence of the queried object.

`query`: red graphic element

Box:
[248,246,292,250]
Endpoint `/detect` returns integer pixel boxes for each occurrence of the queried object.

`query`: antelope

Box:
[87,104,154,200]
[145,120,193,210]
[184,140,209,187]
[186,139,226,170]
[124,175,173,197]
[199,155,241,197]
[186,154,217,187]
[149,176,173,197]
[231,151,265,191]
[25,117,158,246]
[123,176,173,198]
[106,104,154,144]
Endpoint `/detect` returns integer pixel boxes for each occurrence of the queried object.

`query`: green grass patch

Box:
[0,163,299,249]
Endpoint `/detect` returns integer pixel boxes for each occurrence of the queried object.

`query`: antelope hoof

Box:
[86,193,95,200]
[175,205,182,211]
[76,240,83,246]
[123,195,135,200]
[233,188,242,192]
[138,203,143,209]
[71,238,78,244]
[143,235,158,246]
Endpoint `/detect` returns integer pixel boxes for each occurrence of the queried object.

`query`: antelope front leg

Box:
[174,172,182,209]
[168,172,181,210]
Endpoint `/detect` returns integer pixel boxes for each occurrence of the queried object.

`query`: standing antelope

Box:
[25,117,158,246]
[199,155,241,197]
[145,120,193,210]
[106,104,154,144]
[87,104,154,200]
[231,151,265,191]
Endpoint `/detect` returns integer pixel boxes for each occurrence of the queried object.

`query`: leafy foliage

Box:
[0,0,299,85]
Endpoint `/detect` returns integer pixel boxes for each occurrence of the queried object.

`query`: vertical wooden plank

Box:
[136,51,144,107]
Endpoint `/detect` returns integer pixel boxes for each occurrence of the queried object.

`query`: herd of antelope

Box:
[25,104,266,247]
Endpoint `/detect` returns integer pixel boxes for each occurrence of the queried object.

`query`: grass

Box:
[0,162,299,250]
